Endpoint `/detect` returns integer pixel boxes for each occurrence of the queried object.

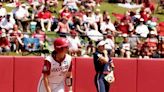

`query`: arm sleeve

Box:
[42,60,51,75]
[68,61,72,72]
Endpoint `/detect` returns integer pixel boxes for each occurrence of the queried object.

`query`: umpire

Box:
[93,40,115,92]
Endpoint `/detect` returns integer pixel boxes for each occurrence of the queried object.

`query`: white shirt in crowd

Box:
[67,36,81,51]
[94,13,102,23]
[121,43,131,51]
[63,0,77,6]
[104,38,115,50]
[100,21,116,33]
[86,29,103,41]
[14,7,29,20]
[83,14,96,24]
[0,7,7,17]
[135,24,149,38]
[0,17,15,30]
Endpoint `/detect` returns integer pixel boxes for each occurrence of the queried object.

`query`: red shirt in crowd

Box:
[140,11,149,22]
[146,38,158,47]
[38,11,52,19]
[118,23,129,34]
[60,11,71,19]
[0,38,10,47]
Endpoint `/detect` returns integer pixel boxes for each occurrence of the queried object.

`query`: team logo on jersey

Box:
[63,61,68,64]
[51,65,69,72]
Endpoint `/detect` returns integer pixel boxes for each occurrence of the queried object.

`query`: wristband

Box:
[111,67,114,71]
[65,77,72,86]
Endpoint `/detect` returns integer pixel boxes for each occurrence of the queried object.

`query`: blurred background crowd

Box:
[0,0,164,58]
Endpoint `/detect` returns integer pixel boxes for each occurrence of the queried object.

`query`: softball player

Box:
[37,37,72,92]
[93,40,115,92]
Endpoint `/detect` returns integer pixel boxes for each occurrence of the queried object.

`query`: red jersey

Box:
[38,11,52,19]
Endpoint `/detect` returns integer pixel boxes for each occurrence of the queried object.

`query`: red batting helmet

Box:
[54,37,69,49]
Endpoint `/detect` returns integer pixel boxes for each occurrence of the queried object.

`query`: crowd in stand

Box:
[0,0,164,58]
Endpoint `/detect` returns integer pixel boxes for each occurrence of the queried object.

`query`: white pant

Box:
[37,76,64,92]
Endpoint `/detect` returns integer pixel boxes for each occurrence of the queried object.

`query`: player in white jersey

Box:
[37,37,72,92]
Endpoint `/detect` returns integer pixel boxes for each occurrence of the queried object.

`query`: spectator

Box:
[59,6,72,20]
[74,6,85,20]
[135,18,149,38]
[0,33,10,54]
[102,10,109,21]
[0,14,15,32]
[71,16,85,35]
[8,25,23,53]
[32,27,46,48]
[0,2,7,18]
[38,7,52,32]
[14,3,30,32]
[119,34,131,58]
[117,20,129,34]
[128,19,134,32]
[85,40,95,56]
[67,30,82,56]
[94,8,103,31]
[84,0,96,10]
[128,30,140,56]
[104,34,115,56]
[47,0,58,8]
[140,7,151,22]
[158,37,164,58]
[83,9,98,31]
[142,0,155,13]
[63,0,79,11]
[144,31,159,58]
[23,35,40,52]
[146,19,157,32]
[100,16,116,34]
[12,2,21,17]
[55,17,70,37]
[30,4,39,21]
[86,24,103,41]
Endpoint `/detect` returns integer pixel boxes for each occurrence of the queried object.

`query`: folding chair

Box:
[22,37,41,56]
